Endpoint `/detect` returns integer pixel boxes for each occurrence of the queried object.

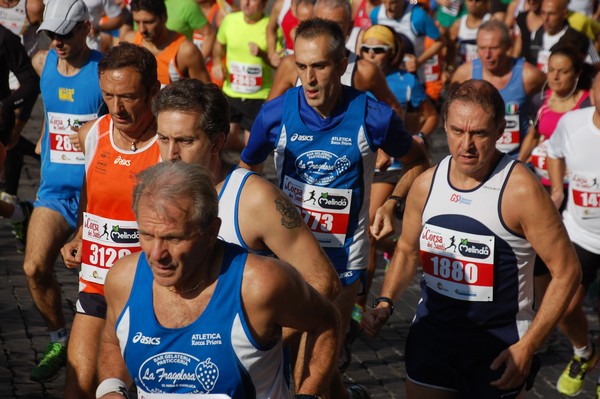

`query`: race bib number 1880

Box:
[420,224,495,302]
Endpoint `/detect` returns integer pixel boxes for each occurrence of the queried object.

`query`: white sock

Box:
[50,328,68,346]
[574,342,593,359]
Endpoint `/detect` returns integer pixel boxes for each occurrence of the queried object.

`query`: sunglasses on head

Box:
[360,44,392,54]
[45,22,83,41]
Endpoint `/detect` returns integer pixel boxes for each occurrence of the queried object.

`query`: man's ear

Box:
[211,132,226,154]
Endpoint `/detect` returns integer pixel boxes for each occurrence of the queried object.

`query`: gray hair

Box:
[133,161,218,231]
[152,79,230,140]
[477,19,510,48]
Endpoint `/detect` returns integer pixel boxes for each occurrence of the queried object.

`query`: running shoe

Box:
[11,200,33,253]
[30,342,66,382]
[348,384,371,399]
[557,345,598,396]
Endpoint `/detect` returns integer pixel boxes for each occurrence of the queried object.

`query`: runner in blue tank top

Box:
[96,162,339,399]
[451,19,545,158]
[26,0,105,383]
[362,80,580,399]
[240,18,428,398]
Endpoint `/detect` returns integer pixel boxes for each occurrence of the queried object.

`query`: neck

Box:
[57,46,91,75]
[315,85,344,118]
[168,241,221,296]
[244,12,264,23]
[115,115,156,151]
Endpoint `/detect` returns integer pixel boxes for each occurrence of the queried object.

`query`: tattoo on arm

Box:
[275,197,302,229]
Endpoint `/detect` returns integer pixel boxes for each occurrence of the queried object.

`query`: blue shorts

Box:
[338,269,365,288]
[405,320,540,399]
[34,196,80,229]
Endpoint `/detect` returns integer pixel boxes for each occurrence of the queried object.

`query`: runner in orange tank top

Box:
[59,43,161,399]
[122,0,210,85]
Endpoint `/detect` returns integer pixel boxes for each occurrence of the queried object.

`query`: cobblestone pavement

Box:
[0,100,598,398]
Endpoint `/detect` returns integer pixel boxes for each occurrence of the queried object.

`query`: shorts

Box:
[34,196,80,229]
[574,243,600,292]
[76,291,107,319]
[338,269,365,289]
[225,95,264,132]
[373,169,403,185]
[405,320,540,399]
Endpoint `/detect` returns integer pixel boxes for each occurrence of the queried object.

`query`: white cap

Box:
[37,0,89,35]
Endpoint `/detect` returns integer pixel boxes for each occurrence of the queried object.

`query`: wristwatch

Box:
[373,296,395,315]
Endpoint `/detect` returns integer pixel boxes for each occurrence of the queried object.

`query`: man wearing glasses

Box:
[26,0,105,383]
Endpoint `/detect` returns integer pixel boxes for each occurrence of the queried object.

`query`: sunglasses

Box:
[360,44,392,54]
[45,22,83,41]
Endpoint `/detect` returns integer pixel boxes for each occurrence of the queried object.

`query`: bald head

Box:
[314,0,352,37]
[541,0,568,34]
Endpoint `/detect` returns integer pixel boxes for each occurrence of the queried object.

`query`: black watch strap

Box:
[373,296,394,315]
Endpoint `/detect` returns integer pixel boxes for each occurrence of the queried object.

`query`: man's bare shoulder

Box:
[451,62,473,85]
[105,252,142,298]
[121,30,136,43]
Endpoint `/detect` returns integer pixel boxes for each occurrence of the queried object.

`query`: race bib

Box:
[570,174,600,219]
[531,141,549,180]
[229,61,262,94]
[47,111,95,164]
[497,106,520,153]
[424,55,440,82]
[537,49,551,73]
[281,175,352,248]
[138,393,231,398]
[461,43,479,63]
[81,212,141,285]
[441,0,461,16]
[420,224,495,302]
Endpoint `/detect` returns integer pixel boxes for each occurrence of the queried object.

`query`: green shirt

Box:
[165,0,208,40]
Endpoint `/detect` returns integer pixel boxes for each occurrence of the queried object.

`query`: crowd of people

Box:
[2,0,600,397]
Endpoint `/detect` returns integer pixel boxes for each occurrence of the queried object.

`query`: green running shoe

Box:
[557,345,598,397]
[30,342,66,382]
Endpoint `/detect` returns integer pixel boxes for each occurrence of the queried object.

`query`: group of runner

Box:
[2,0,600,397]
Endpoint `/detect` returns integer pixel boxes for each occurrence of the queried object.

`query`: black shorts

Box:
[225,95,264,132]
[76,291,107,319]
[405,320,540,399]
[373,169,403,185]
[574,243,600,292]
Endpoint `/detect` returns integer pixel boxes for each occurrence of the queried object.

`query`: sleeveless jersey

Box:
[274,87,376,271]
[354,0,373,29]
[473,57,528,156]
[38,49,104,200]
[531,90,589,185]
[117,242,289,398]
[133,31,185,87]
[456,13,491,64]
[80,115,160,295]
[277,0,297,53]
[218,167,256,249]
[416,155,536,344]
